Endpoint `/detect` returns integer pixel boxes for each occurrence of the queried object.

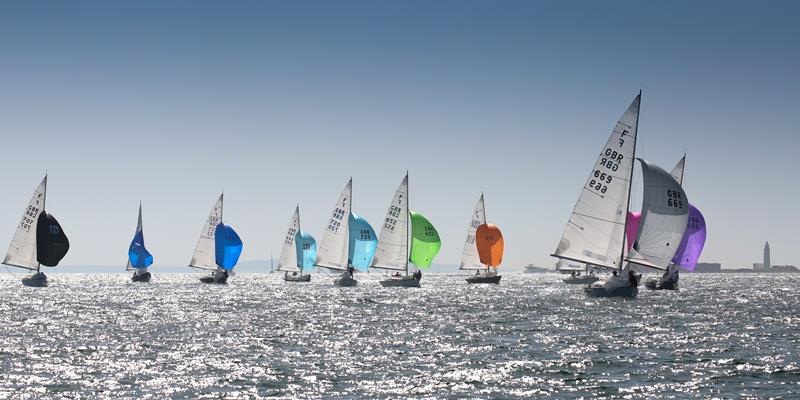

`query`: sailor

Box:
[347,265,355,278]
[628,269,638,287]
[414,270,422,280]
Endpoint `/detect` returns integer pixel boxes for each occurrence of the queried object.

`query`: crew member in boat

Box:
[413,270,422,280]
[628,269,638,287]
[347,265,355,278]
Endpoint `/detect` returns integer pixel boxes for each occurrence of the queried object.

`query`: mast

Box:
[349,177,353,269]
[38,175,47,273]
[482,192,488,272]
[270,251,274,273]
[680,153,686,186]
[619,90,642,270]
[297,206,303,274]
[405,171,410,276]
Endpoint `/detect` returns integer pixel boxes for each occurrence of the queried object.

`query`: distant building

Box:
[771,265,799,273]
[753,263,764,270]
[695,263,721,273]
[764,242,771,271]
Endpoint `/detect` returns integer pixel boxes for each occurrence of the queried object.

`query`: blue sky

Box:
[0,1,797,270]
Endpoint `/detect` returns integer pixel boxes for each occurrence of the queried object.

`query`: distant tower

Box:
[764,242,771,271]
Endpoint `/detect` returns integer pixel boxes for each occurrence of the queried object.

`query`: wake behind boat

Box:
[188,194,243,284]
[3,175,70,287]
[127,203,153,283]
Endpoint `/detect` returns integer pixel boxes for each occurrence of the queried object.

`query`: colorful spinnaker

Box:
[671,205,706,271]
[127,204,153,269]
[476,223,504,267]
[214,223,243,271]
[296,231,317,270]
[348,213,377,271]
[409,210,440,268]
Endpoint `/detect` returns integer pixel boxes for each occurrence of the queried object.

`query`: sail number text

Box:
[667,190,684,209]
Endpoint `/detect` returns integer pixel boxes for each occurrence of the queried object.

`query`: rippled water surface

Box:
[1,272,798,399]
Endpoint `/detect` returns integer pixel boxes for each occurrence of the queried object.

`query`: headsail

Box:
[277,207,300,272]
[409,210,441,269]
[127,204,153,270]
[553,94,640,269]
[459,194,486,270]
[671,204,706,271]
[670,155,686,186]
[296,231,317,270]
[348,213,377,271]
[315,179,352,271]
[215,223,242,271]
[189,194,223,271]
[476,223,504,267]
[626,159,689,271]
[370,174,409,271]
[3,176,47,270]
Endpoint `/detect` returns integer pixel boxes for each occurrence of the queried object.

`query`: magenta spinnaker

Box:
[671,204,706,271]
[626,205,706,271]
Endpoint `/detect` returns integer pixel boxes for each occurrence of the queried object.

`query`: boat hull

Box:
[200,274,228,284]
[334,272,357,287]
[466,275,501,284]
[22,272,48,287]
[584,285,638,298]
[284,274,311,282]
[131,272,152,283]
[380,276,420,287]
[645,278,678,290]
[563,276,599,285]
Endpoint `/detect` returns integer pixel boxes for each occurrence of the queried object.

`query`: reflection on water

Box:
[0,272,798,399]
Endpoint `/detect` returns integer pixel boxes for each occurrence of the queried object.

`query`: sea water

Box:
[0,272,798,399]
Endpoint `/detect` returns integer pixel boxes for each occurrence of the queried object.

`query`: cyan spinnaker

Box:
[296,230,317,269]
[214,223,242,270]
[128,231,153,268]
[409,210,441,268]
[348,213,377,271]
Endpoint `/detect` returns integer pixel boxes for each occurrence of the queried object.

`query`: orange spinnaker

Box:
[476,223,504,267]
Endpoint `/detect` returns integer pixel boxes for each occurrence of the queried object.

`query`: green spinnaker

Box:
[409,210,441,268]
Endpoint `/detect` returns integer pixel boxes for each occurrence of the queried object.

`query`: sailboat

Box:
[370,173,441,287]
[315,179,378,286]
[461,194,504,284]
[623,155,707,290]
[560,261,600,284]
[552,93,647,297]
[277,206,317,282]
[188,194,243,284]
[269,252,274,274]
[3,175,70,287]
[127,203,153,282]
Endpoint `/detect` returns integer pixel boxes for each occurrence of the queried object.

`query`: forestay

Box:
[370,174,409,272]
[626,159,689,271]
[189,194,223,271]
[553,94,640,269]
[3,176,47,270]
[277,207,301,272]
[459,194,486,270]
[315,179,352,271]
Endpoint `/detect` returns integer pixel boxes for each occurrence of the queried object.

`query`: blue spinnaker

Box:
[215,223,243,270]
[296,230,317,269]
[128,231,153,268]
[348,213,377,271]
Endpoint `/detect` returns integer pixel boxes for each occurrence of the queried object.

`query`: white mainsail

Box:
[553,94,640,269]
[315,179,352,271]
[626,159,689,271]
[670,155,686,186]
[370,174,409,272]
[189,193,223,271]
[277,206,301,273]
[126,203,144,271]
[459,193,486,270]
[3,176,47,271]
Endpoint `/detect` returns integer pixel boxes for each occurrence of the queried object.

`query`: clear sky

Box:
[1,1,797,270]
